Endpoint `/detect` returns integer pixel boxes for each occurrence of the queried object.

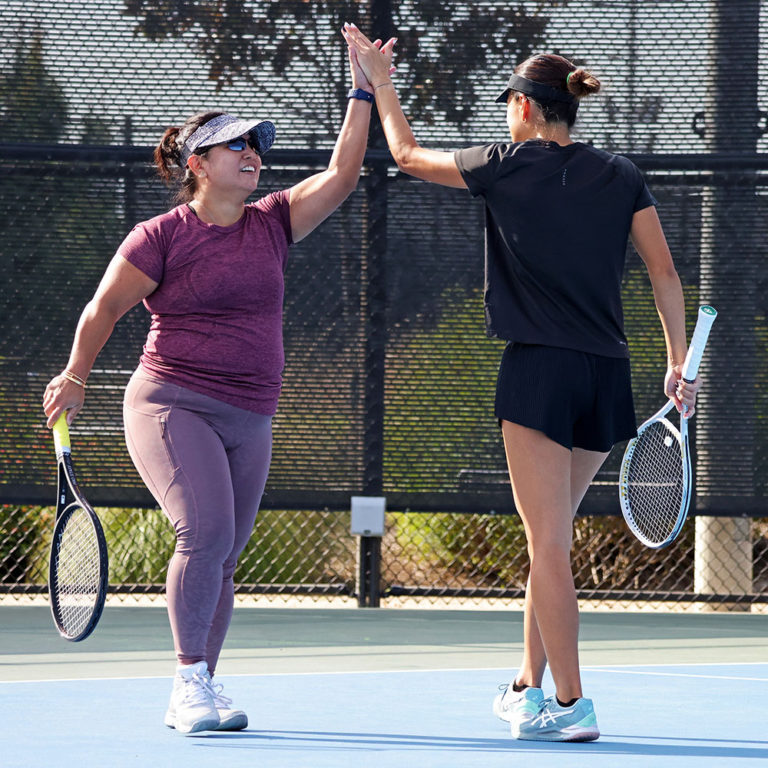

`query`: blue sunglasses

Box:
[198,135,261,156]
[221,136,260,154]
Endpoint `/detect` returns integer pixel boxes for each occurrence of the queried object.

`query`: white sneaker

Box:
[211,682,248,731]
[493,683,545,736]
[164,661,221,734]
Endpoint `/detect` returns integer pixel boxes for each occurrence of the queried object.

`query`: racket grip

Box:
[681,305,717,382]
[52,413,71,457]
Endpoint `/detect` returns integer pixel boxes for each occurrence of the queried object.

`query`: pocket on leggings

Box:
[123,406,180,504]
[124,372,182,473]
[157,413,181,472]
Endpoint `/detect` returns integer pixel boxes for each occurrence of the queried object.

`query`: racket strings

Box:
[52,507,103,637]
[625,421,685,544]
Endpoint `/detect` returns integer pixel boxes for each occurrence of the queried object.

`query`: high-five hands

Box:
[342,23,397,89]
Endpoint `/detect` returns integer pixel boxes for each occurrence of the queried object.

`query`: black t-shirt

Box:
[455,140,656,358]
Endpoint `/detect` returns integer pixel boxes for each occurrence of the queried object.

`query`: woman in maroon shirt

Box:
[43,34,396,735]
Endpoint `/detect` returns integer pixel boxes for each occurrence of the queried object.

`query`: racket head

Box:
[48,500,108,642]
[619,407,692,549]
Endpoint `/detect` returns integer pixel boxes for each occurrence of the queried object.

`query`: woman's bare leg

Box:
[502,421,608,701]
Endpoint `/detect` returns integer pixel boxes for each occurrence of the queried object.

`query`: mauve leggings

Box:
[123,370,272,673]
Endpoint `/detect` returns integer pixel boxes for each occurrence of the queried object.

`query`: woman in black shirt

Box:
[344,23,699,743]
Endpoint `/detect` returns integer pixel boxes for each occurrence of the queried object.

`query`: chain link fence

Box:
[1,0,767,610]
[4,504,768,609]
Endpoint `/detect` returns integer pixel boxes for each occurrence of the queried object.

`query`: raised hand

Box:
[342,23,396,89]
[347,44,373,93]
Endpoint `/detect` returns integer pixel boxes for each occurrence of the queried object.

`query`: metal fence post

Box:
[358,158,387,607]
[351,496,386,608]
[356,0,394,608]
[122,116,137,234]
[694,0,761,607]
[356,536,382,608]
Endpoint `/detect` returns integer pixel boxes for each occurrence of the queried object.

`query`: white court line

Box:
[3,667,510,685]
[583,667,768,682]
[3,661,767,686]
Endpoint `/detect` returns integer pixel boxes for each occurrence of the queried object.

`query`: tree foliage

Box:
[0,30,123,363]
[0,30,68,142]
[123,0,564,135]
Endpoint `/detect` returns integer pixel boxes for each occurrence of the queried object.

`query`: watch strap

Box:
[347,88,374,103]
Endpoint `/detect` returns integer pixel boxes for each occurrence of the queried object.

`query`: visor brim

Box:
[196,119,275,155]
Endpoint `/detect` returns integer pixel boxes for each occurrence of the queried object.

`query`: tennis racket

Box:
[618,305,717,549]
[48,413,108,641]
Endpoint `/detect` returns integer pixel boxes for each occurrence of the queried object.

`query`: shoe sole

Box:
[178,716,221,735]
[516,728,600,742]
[164,713,221,735]
[215,713,248,731]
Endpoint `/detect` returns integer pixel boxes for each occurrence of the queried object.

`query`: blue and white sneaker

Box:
[492,684,545,735]
[516,696,600,742]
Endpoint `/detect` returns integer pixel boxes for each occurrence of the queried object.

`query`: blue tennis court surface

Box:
[3,606,767,766]
[4,663,767,767]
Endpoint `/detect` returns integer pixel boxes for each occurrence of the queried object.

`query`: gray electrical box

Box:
[350,496,386,536]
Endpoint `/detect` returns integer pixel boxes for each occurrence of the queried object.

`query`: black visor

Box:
[495,74,575,105]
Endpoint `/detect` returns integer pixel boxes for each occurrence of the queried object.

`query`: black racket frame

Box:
[48,452,108,642]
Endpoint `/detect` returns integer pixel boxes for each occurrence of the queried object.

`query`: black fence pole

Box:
[356,0,394,608]
[358,158,388,608]
[362,159,388,497]
[694,0,761,599]
[122,116,137,233]
[696,0,760,506]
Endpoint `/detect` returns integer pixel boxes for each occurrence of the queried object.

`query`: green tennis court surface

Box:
[2,606,767,767]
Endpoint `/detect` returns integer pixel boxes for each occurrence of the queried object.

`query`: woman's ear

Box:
[187,154,206,178]
[521,96,530,123]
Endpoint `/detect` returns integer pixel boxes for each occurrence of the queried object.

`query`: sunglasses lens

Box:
[226,138,247,151]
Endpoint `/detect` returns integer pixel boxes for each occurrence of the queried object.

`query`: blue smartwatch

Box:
[348,88,374,103]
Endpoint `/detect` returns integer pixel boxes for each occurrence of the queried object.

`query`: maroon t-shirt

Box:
[118,191,293,415]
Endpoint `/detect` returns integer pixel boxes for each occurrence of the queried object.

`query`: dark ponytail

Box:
[154,125,183,184]
[153,111,225,204]
[515,54,601,127]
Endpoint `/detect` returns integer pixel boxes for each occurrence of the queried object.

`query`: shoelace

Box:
[498,683,532,705]
[496,684,514,709]
[182,670,217,706]
[211,682,233,709]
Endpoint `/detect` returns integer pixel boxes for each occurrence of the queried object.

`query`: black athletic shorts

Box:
[494,342,637,452]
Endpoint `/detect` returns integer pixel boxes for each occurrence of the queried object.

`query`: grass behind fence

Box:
[3,504,767,605]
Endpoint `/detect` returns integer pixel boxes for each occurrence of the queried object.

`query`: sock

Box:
[177,660,207,678]
[556,696,579,708]
[512,679,530,692]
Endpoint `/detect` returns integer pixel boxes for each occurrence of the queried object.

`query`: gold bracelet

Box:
[373,82,394,90]
[62,369,86,388]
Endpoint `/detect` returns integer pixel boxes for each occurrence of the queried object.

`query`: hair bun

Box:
[566,67,601,98]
